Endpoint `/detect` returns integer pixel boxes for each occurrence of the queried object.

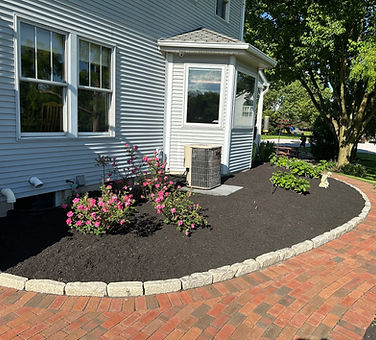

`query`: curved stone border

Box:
[0,178,371,297]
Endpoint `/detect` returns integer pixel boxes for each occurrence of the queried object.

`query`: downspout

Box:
[1,188,16,203]
[240,0,246,40]
[255,70,270,145]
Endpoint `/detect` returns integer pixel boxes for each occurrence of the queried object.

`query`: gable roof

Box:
[158,28,276,69]
[160,27,241,44]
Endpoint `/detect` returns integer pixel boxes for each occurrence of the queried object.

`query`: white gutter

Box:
[157,42,277,69]
[1,188,16,203]
[255,70,270,145]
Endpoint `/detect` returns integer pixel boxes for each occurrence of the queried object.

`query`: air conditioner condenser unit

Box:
[184,144,221,189]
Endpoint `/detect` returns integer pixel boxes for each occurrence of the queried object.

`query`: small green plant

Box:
[340,162,367,178]
[270,171,310,193]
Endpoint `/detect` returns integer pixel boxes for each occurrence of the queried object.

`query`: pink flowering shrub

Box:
[141,151,207,236]
[90,144,208,236]
[161,190,207,235]
[66,185,135,235]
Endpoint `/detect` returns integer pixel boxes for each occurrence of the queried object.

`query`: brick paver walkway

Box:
[1,175,376,339]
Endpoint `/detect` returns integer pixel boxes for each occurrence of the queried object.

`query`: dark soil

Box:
[363,319,376,339]
[1,163,364,283]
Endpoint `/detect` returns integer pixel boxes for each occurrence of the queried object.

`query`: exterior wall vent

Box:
[184,145,221,189]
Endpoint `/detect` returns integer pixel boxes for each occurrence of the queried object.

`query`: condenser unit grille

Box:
[189,146,221,189]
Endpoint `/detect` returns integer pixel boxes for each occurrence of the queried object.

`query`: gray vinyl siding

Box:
[0,0,243,200]
[168,55,230,173]
[229,129,254,172]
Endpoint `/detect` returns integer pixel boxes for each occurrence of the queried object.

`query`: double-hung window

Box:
[78,40,112,133]
[18,21,114,138]
[19,23,66,134]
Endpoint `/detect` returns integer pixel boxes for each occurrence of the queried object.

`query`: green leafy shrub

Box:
[66,184,135,235]
[270,171,310,193]
[340,162,367,178]
[253,141,275,164]
[269,154,290,168]
[316,160,336,173]
[270,154,323,178]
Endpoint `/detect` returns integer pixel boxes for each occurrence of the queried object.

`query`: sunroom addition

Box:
[158,28,276,174]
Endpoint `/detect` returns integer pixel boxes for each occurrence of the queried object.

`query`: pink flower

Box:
[103,208,108,213]
[73,198,80,204]
[185,231,189,236]
[77,204,83,210]
[178,220,183,226]
[76,221,82,226]
[171,208,176,214]
[177,185,181,189]
[120,219,125,225]
[84,206,89,211]
[85,220,91,225]
[155,183,160,188]
[91,212,96,219]
[94,221,100,227]
[125,143,129,147]
[133,145,138,151]
[106,185,112,189]
[66,218,72,225]
[90,199,96,207]
[153,150,158,154]
[67,211,74,218]
[169,181,174,185]
[191,224,195,229]
[61,203,67,209]
[142,156,148,162]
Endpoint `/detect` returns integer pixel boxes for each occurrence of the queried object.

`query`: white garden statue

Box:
[319,171,332,188]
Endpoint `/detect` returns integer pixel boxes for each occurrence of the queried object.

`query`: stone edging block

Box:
[65,281,107,297]
[208,265,236,283]
[256,252,280,269]
[180,272,212,290]
[0,273,28,290]
[291,240,314,255]
[107,281,143,297]
[25,279,65,295]
[144,279,181,295]
[0,178,370,297]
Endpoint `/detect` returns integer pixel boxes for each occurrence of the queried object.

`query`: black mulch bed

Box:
[363,318,376,339]
[1,163,364,283]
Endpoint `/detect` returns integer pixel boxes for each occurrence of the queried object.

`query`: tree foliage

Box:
[263,80,323,131]
[245,0,376,166]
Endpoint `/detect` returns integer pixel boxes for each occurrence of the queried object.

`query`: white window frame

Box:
[183,63,226,128]
[16,19,68,139]
[215,0,230,22]
[14,16,116,140]
[232,67,258,130]
[76,37,115,137]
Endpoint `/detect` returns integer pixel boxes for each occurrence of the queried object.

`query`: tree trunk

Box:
[337,142,354,168]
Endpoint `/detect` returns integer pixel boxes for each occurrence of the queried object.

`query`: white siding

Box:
[229,129,253,172]
[0,0,243,200]
[168,55,230,173]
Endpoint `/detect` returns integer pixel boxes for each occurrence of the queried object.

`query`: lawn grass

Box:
[261,132,312,140]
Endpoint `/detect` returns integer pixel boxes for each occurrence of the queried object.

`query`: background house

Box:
[0,0,275,216]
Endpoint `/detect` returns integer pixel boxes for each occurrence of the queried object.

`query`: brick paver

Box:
[1,175,376,339]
